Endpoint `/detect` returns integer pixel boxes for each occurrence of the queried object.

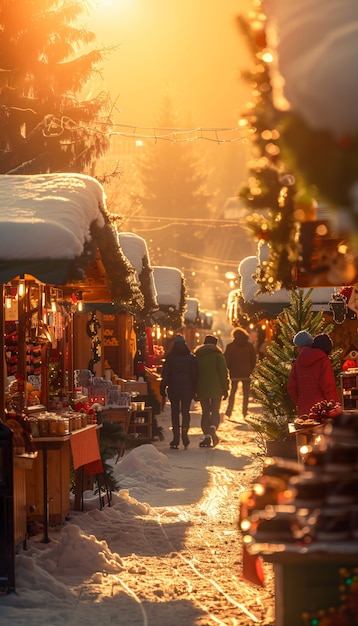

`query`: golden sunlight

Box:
[93,0,134,9]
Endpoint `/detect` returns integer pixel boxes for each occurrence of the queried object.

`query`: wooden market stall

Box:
[75,230,159,445]
[0,173,143,559]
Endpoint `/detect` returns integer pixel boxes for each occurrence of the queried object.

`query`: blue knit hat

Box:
[293,331,313,347]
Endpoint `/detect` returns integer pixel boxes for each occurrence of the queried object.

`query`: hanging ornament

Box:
[329,292,347,324]
[339,286,357,319]
[346,283,358,317]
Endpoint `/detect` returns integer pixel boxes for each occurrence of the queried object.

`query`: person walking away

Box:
[288,332,339,417]
[160,334,197,449]
[224,327,257,419]
[195,334,230,447]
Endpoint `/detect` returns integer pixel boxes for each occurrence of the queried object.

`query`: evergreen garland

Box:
[91,210,145,314]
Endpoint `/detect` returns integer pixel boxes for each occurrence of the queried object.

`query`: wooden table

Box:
[30,425,102,542]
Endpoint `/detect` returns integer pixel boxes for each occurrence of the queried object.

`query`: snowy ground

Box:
[1,394,275,625]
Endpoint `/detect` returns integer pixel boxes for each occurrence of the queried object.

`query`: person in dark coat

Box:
[224,327,257,418]
[288,332,339,417]
[160,334,198,449]
[194,334,230,447]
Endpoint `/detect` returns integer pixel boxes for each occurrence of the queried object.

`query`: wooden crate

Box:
[101,408,131,432]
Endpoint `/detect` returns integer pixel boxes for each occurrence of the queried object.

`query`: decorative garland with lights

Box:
[237,10,302,294]
[95,212,144,314]
[246,176,300,292]
[86,311,102,373]
[237,4,358,292]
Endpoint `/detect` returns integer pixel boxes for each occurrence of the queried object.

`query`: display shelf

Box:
[340,370,358,411]
[128,407,152,445]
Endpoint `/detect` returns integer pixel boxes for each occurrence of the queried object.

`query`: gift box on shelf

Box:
[124,381,148,396]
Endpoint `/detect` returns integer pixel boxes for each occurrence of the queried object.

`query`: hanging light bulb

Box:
[76,291,83,311]
[18,277,25,298]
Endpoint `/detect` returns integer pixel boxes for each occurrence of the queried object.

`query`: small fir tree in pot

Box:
[246,289,341,448]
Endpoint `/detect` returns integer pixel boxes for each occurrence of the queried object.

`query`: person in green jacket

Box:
[194,334,230,447]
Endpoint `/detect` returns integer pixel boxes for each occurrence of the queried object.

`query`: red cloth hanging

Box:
[70,426,101,470]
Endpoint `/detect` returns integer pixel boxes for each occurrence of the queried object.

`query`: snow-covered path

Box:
[1,397,275,625]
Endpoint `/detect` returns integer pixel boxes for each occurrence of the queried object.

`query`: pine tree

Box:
[135,87,215,287]
[246,289,341,440]
[0,0,112,174]
[138,87,212,220]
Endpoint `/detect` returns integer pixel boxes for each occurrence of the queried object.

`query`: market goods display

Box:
[240,410,358,548]
[293,400,342,431]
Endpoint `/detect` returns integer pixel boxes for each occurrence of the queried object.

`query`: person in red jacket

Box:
[287,332,339,417]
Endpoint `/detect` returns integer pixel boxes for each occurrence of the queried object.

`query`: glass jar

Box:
[38,417,49,437]
[29,417,40,438]
[48,417,58,436]
[57,417,70,435]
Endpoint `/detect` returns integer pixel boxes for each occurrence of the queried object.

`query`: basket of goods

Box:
[294,400,342,431]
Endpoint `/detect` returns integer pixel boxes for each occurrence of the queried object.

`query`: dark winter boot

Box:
[210,425,219,447]
[170,431,180,449]
[182,429,190,449]
[199,436,211,448]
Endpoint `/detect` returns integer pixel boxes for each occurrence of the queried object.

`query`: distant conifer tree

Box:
[0,0,112,174]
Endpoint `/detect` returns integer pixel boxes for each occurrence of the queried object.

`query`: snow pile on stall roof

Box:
[238,254,335,307]
[263,0,358,136]
[185,297,199,323]
[0,173,106,261]
[117,232,158,303]
[117,232,148,277]
[153,266,183,307]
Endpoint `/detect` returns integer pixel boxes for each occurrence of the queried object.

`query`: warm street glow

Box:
[94,0,127,7]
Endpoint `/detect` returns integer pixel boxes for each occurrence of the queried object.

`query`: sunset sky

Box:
[83,1,254,311]
[85,0,251,130]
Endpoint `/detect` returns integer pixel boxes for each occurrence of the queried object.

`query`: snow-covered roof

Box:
[117,232,158,314]
[117,232,148,278]
[0,174,142,307]
[0,173,106,261]
[238,253,335,311]
[152,266,184,308]
[185,297,200,323]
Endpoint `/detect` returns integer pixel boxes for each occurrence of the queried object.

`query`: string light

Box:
[5,106,249,145]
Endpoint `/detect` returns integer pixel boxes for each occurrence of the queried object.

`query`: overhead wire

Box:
[5,105,249,144]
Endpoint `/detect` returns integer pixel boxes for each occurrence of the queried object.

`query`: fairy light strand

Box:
[7,107,249,144]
